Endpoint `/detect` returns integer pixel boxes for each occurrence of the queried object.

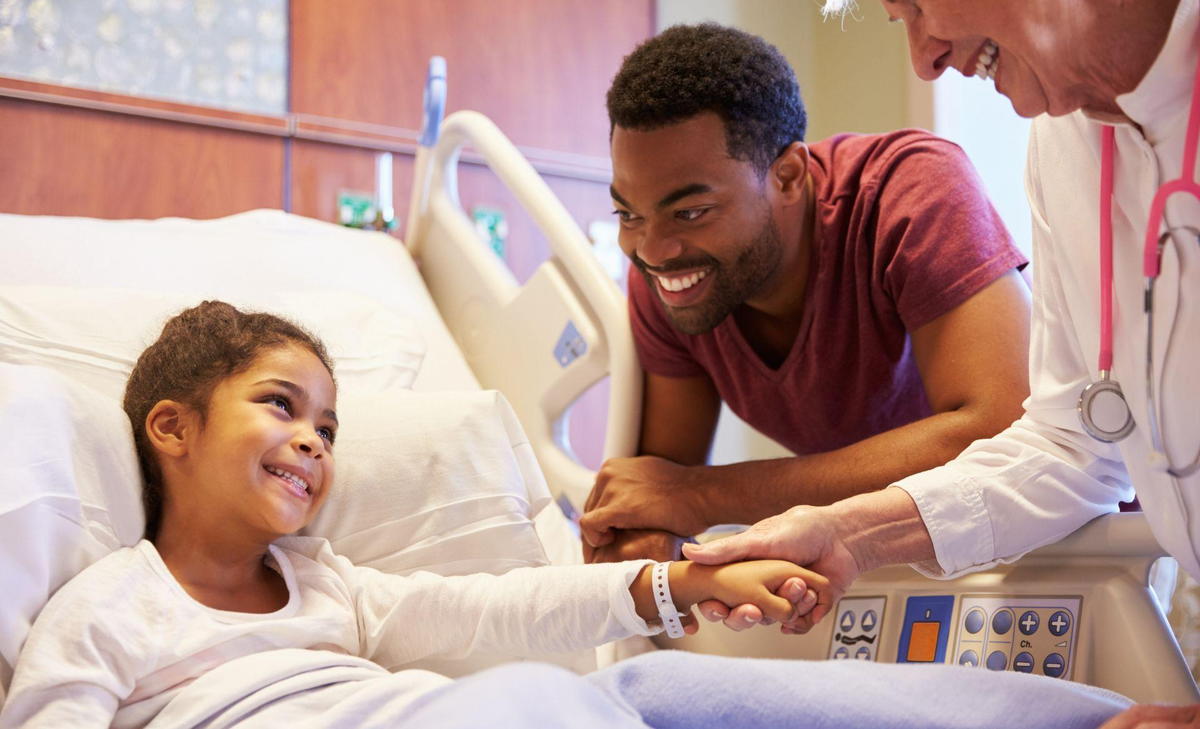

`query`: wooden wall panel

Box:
[290,0,654,158]
[0,97,283,219]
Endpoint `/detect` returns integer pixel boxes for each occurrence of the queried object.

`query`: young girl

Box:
[0,301,823,728]
[0,302,1132,729]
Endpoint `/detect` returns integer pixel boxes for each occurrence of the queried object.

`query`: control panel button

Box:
[840,610,856,632]
[1048,611,1072,637]
[1043,653,1066,678]
[986,650,1008,671]
[991,608,1013,635]
[1013,652,1035,673]
[897,596,953,664]
[964,608,985,634]
[862,610,878,632]
[958,650,979,667]
[834,646,849,660]
[1019,610,1040,635]
[855,646,872,660]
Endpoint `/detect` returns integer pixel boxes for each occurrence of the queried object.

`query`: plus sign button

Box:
[1048,611,1071,636]
[1019,611,1040,636]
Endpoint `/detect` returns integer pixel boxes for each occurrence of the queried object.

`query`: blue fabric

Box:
[392,651,1132,728]
[587,651,1132,729]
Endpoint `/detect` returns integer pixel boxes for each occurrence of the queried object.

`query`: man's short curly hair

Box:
[606,23,807,175]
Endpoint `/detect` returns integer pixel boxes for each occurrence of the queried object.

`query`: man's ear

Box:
[771,141,810,205]
[145,400,195,459]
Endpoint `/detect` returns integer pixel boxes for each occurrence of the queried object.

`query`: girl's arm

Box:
[629,560,830,631]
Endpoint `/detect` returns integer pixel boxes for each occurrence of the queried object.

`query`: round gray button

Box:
[958,650,979,667]
[964,608,985,634]
[986,651,1008,671]
[991,609,1014,635]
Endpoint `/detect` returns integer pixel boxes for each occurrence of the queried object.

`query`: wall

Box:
[0,1,655,471]
[657,0,927,141]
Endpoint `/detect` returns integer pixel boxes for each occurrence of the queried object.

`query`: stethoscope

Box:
[1077,52,1200,479]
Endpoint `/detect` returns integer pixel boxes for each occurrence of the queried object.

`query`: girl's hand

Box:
[673,560,830,627]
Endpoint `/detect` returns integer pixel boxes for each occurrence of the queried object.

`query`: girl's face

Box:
[183,343,338,540]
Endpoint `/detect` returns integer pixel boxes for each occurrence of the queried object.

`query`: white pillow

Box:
[0,364,560,697]
[0,285,426,402]
[303,389,552,576]
[0,365,143,700]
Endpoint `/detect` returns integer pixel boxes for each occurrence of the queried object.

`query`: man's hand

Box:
[584,528,684,564]
[682,505,861,633]
[580,456,712,549]
[1098,705,1200,728]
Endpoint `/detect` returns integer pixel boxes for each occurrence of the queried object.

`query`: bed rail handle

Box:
[427,110,641,465]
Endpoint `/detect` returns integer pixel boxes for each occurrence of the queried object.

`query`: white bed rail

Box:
[406,109,639,510]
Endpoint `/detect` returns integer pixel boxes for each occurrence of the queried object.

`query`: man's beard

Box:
[641,214,784,336]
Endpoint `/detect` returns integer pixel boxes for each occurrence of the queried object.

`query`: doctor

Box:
[677,0,1200,723]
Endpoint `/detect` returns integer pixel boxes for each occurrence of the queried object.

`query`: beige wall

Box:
[656,0,930,141]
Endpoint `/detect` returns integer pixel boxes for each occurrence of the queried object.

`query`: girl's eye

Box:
[267,395,292,414]
[317,427,336,445]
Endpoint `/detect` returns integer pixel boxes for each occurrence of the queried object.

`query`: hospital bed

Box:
[0,59,1195,710]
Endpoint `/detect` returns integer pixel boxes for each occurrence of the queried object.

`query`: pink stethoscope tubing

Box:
[1078,53,1200,479]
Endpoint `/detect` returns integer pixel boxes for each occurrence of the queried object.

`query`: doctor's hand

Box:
[1097,705,1200,729]
[580,456,713,547]
[682,504,859,634]
[583,528,684,565]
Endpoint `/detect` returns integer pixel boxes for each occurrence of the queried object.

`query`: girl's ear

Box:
[145,400,194,459]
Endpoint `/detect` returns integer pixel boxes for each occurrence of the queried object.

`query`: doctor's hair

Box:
[606,23,806,176]
[122,300,334,542]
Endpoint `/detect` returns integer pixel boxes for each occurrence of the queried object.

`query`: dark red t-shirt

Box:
[629,129,1028,455]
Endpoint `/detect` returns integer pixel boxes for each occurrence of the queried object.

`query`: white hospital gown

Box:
[893,0,1200,580]
[0,537,655,729]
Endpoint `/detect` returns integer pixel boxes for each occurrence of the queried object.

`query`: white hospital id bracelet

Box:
[652,562,686,639]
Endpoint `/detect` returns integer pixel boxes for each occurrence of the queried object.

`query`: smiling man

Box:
[581,23,1033,565]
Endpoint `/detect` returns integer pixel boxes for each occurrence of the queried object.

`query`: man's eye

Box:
[613,209,636,223]
[676,208,708,222]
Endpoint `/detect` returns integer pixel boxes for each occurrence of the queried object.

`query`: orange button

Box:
[906,621,941,662]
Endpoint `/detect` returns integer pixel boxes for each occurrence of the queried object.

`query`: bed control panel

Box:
[827,596,886,661]
[825,593,1080,679]
[953,595,1080,680]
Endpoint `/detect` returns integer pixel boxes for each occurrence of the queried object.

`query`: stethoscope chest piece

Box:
[1078,371,1135,443]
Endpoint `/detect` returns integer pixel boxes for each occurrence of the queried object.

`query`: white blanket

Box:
[147,650,1132,729]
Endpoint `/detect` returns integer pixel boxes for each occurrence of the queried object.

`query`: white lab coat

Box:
[895,0,1200,579]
